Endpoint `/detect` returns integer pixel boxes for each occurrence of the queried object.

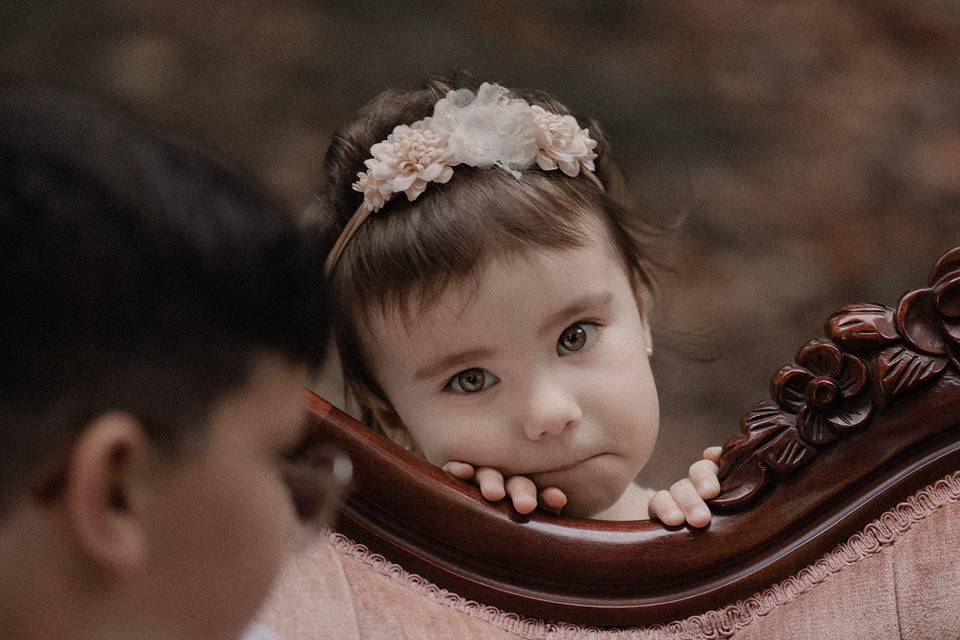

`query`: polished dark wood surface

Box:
[305,247,960,626]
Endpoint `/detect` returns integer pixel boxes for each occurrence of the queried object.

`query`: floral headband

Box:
[323,82,602,277]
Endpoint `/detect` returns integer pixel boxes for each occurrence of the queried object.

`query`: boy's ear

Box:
[64,412,151,576]
[630,270,654,352]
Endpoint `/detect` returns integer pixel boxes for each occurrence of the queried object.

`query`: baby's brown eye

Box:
[447,367,498,394]
[458,369,486,392]
[561,325,587,351]
[557,322,598,355]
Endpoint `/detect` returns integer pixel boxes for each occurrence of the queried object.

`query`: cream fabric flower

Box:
[430,83,539,172]
[530,105,598,177]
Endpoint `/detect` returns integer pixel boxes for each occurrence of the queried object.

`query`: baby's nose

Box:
[521,381,582,441]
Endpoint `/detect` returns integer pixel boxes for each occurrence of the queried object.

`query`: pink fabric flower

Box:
[530,105,598,177]
[352,122,458,212]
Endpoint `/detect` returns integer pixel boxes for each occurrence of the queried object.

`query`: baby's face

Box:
[363,223,659,517]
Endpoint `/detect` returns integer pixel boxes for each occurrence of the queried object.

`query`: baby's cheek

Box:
[424,434,509,469]
[406,428,470,466]
[603,370,659,464]
[403,409,514,468]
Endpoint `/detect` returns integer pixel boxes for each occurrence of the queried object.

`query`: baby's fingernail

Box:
[540,488,567,510]
[443,462,473,479]
[485,492,505,502]
[541,499,564,515]
[513,497,536,514]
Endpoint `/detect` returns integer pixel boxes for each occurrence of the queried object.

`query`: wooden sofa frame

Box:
[302,246,960,628]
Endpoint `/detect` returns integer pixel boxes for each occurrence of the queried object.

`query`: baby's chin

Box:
[558,483,630,518]
[532,470,630,519]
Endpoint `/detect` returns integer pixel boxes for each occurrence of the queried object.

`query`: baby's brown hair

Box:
[312,74,656,409]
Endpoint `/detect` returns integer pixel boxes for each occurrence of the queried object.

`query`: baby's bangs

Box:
[340,167,605,327]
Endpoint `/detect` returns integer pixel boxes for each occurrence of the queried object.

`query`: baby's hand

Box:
[442,461,568,515]
[647,446,722,528]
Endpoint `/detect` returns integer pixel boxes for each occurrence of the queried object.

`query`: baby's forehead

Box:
[363,226,626,338]
[360,268,485,340]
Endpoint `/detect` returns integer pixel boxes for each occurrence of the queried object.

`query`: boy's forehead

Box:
[203,353,309,446]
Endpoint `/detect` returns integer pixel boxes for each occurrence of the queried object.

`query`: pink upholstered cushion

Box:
[256,471,960,639]
[256,537,519,639]
[731,489,960,640]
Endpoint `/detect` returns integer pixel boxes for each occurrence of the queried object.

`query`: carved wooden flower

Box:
[895,247,960,368]
[771,339,872,445]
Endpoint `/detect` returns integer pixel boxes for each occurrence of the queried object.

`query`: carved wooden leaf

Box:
[826,303,899,350]
[877,345,949,400]
[742,401,794,437]
[762,428,817,476]
[711,458,768,509]
[716,433,749,479]
[715,402,795,506]
[721,402,792,467]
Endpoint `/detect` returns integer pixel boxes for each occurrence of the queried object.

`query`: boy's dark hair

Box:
[0,81,326,514]
[313,75,657,407]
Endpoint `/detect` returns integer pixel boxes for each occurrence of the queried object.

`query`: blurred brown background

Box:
[4,1,959,487]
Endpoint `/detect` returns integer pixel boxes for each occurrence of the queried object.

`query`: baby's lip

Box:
[526,453,608,476]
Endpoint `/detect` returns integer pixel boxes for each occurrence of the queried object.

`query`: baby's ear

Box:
[364,394,418,452]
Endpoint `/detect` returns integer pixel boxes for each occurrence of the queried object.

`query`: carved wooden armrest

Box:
[303,247,960,627]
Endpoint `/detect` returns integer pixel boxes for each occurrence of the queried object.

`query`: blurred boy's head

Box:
[0,81,328,640]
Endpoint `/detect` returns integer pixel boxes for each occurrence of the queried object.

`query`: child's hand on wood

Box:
[441,462,568,515]
[647,446,722,528]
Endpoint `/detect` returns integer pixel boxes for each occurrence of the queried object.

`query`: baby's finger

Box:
[670,478,711,528]
[504,475,538,514]
[475,467,506,502]
[647,490,684,526]
[539,486,567,513]
[702,446,723,463]
[688,458,721,499]
[441,461,475,480]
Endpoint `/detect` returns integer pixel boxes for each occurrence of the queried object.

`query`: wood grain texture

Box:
[303,246,960,627]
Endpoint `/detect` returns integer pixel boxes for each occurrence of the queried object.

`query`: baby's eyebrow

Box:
[413,347,494,381]
[537,291,614,338]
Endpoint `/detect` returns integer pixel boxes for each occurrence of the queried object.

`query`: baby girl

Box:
[315,78,721,526]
